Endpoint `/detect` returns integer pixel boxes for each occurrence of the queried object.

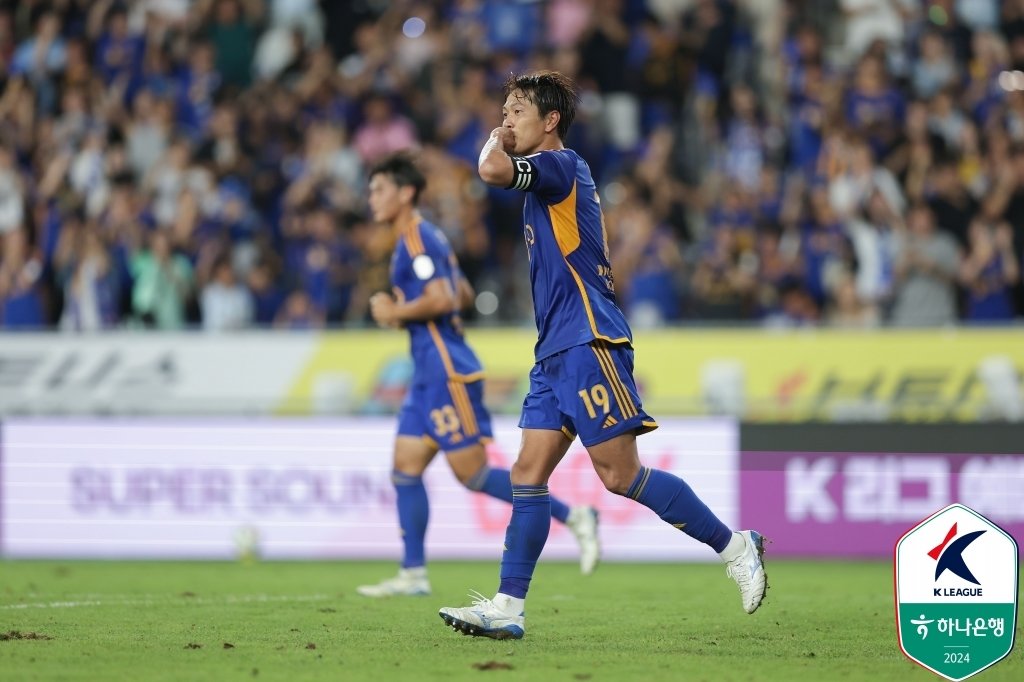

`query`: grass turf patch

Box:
[1,559,1021,681]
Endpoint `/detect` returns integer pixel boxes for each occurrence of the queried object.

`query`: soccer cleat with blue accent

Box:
[439,591,525,640]
[566,505,601,575]
[724,530,768,614]
[356,568,431,597]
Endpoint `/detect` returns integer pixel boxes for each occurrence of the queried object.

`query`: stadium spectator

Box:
[839,0,915,63]
[203,0,263,88]
[246,259,285,325]
[690,225,757,320]
[928,158,978,248]
[828,136,904,221]
[89,2,144,87]
[765,276,822,328]
[176,39,220,139]
[0,145,24,237]
[0,227,46,327]
[754,223,803,314]
[845,189,901,309]
[11,9,67,81]
[130,229,193,329]
[55,217,120,331]
[890,203,961,326]
[912,31,957,99]
[721,84,766,192]
[273,288,323,329]
[844,55,905,157]
[959,219,1020,321]
[200,256,253,330]
[352,94,418,164]
[579,0,640,154]
[826,270,880,328]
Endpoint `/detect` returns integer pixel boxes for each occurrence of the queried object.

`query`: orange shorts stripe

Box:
[597,344,638,418]
[591,344,636,419]
[458,384,479,436]
[449,382,477,437]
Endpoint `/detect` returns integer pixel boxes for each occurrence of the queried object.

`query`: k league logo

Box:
[930,523,984,592]
[895,504,1019,681]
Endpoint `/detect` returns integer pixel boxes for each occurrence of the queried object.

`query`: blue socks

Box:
[392,471,429,569]
[498,485,552,598]
[395,466,574,572]
[625,466,733,553]
[492,467,732,602]
[466,465,570,524]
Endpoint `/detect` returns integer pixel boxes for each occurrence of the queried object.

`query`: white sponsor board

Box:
[0,417,738,561]
[0,333,320,415]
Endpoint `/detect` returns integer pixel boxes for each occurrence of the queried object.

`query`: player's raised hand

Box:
[491,127,516,155]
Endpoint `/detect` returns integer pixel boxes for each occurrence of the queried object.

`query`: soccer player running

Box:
[357,152,600,597]
[439,72,767,638]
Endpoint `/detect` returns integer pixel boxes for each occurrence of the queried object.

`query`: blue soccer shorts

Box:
[397,379,494,451]
[519,340,658,446]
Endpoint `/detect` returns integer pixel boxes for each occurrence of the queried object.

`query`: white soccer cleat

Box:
[724,530,768,614]
[439,591,525,640]
[566,505,601,575]
[356,568,431,597]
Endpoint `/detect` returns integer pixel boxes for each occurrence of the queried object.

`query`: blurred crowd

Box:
[0,0,1022,331]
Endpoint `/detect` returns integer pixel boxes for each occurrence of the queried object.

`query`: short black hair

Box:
[368,152,426,203]
[502,71,579,141]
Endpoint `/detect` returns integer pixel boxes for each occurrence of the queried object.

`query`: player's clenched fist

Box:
[490,127,516,154]
[369,291,399,328]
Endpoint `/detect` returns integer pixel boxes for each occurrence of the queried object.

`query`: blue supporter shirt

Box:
[509,149,633,360]
[390,219,484,385]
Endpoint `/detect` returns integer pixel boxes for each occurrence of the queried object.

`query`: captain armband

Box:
[507,157,537,191]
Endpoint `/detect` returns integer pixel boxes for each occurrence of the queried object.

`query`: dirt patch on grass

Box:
[472,661,513,671]
[0,631,53,641]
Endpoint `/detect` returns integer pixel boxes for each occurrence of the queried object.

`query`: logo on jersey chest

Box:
[524,224,535,247]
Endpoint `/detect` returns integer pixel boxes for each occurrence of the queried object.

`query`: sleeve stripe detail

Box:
[404,227,425,256]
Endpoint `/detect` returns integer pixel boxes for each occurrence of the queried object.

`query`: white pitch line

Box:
[0,593,334,610]
[4,440,395,450]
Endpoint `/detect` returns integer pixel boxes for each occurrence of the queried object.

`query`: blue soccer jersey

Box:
[390,219,484,385]
[510,149,633,360]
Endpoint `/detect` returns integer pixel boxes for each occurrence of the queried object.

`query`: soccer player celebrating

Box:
[357,152,600,597]
[439,72,767,638]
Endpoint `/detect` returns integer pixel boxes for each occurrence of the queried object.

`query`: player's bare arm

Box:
[477,127,516,187]
[456,275,475,311]
[370,278,456,328]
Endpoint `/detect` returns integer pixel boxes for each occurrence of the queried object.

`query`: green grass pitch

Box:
[1,559,1020,681]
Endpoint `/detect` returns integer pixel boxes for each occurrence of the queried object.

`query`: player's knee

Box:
[594,465,632,496]
[455,464,484,490]
[510,459,547,486]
